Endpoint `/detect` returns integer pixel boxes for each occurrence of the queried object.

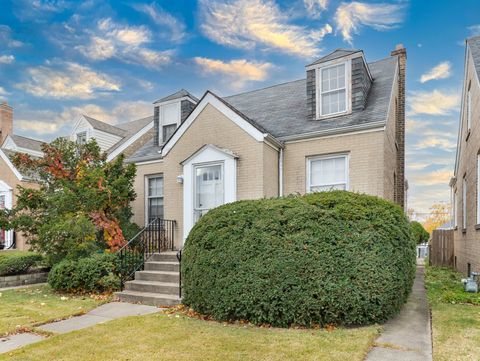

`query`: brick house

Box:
[127,45,407,248]
[0,102,154,250]
[451,36,480,275]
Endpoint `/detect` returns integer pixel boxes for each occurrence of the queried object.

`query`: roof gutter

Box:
[278,121,386,142]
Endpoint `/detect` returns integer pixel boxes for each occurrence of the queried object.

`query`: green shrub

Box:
[0,251,43,276]
[182,191,416,327]
[48,253,120,293]
[411,221,429,244]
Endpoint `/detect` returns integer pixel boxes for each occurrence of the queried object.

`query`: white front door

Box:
[182,145,237,242]
[194,164,224,222]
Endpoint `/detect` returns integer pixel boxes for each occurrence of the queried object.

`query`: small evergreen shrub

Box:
[0,251,43,276]
[182,191,416,327]
[48,253,120,293]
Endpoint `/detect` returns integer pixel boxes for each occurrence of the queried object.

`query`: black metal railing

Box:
[117,218,176,290]
[176,248,182,298]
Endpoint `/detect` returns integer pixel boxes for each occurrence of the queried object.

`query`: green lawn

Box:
[1,312,380,361]
[0,285,106,336]
[425,266,480,361]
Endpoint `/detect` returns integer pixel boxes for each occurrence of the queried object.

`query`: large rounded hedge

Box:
[182,191,416,327]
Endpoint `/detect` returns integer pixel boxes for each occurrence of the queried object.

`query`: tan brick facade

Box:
[453,49,480,275]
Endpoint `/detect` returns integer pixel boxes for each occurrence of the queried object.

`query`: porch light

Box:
[177,175,184,184]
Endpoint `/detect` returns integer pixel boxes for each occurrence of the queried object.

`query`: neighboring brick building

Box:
[127,45,407,247]
[451,36,480,275]
[0,102,154,250]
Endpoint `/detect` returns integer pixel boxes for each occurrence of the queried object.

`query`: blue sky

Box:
[0,0,479,215]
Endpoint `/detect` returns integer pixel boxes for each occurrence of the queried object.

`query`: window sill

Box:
[466,130,471,141]
[462,228,467,234]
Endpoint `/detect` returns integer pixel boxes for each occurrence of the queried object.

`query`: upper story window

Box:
[319,63,347,117]
[467,81,472,132]
[76,131,87,145]
[453,189,458,228]
[307,154,348,192]
[162,124,177,143]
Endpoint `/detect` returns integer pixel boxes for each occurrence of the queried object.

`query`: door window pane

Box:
[194,165,224,221]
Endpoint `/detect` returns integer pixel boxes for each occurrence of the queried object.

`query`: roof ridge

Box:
[225,78,305,99]
[11,133,45,143]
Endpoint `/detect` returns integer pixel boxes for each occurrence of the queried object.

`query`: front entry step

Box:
[115,252,181,307]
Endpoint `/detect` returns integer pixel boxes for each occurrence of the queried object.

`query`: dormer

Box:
[306,49,372,120]
[153,89,198,146]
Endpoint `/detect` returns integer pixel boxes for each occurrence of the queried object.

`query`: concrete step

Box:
[125,280,179,295]
[144,261,179,272]
[150,252,179,262]
[115,290,180,307]
[135,270,179,283]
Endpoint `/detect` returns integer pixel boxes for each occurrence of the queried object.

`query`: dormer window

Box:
[319,63,347,116]
[76,131,87,145]
[163,124,177,143]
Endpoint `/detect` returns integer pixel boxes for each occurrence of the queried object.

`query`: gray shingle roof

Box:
[468,36,480,79]
[107,115,153,154]
[225,56,397,139]
[8,134,44,152]
[125,139,162,163]
[83,115,127,137]
[307,49,361,66]
[154,89,199,104]
[127,55,397,162]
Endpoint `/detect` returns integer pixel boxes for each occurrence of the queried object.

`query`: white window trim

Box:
[454,189,458,228]
[463,175,467,230]
[306,154,349,193]
[315,59,352,119]
[0,180,14,248]
[477,155,480,225]
[144,174,164,226]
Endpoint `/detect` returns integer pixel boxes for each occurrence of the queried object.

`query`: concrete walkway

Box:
[0,302,160,354]
[365,265,432,361]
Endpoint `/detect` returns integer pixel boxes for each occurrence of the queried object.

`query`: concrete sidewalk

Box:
[0,302,160,354]
[365,265,432,361]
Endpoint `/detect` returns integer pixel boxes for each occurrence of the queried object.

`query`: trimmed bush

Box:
[0,251,43,276]
[182,191,416,327]
[48,253,120,293]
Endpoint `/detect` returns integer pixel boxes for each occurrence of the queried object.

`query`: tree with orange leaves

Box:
[1,138,138,265]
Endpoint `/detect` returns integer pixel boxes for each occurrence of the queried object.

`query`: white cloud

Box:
[199,0,332,57]
[76,18,173,69]
[407,162,430,171]
[410,168,453,186]
[406,118,432,133]
[414,136,457,151]
[0,87,8,96]
[420,61,452,83]
[334,1,405,44]
[194,57,273,89]
[304,0,328,18]
[468,24,480,37]
[133,3,187,43]
[15,101,152,136]
[0,25,24,48]
[0,55,15,64]
[408,90,460,116]
[17,62,121,99]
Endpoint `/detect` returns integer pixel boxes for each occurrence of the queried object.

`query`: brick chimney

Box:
[390,44,406,209]
[0,101,13,146]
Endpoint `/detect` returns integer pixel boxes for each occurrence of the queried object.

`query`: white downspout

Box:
[279,148,284,197]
